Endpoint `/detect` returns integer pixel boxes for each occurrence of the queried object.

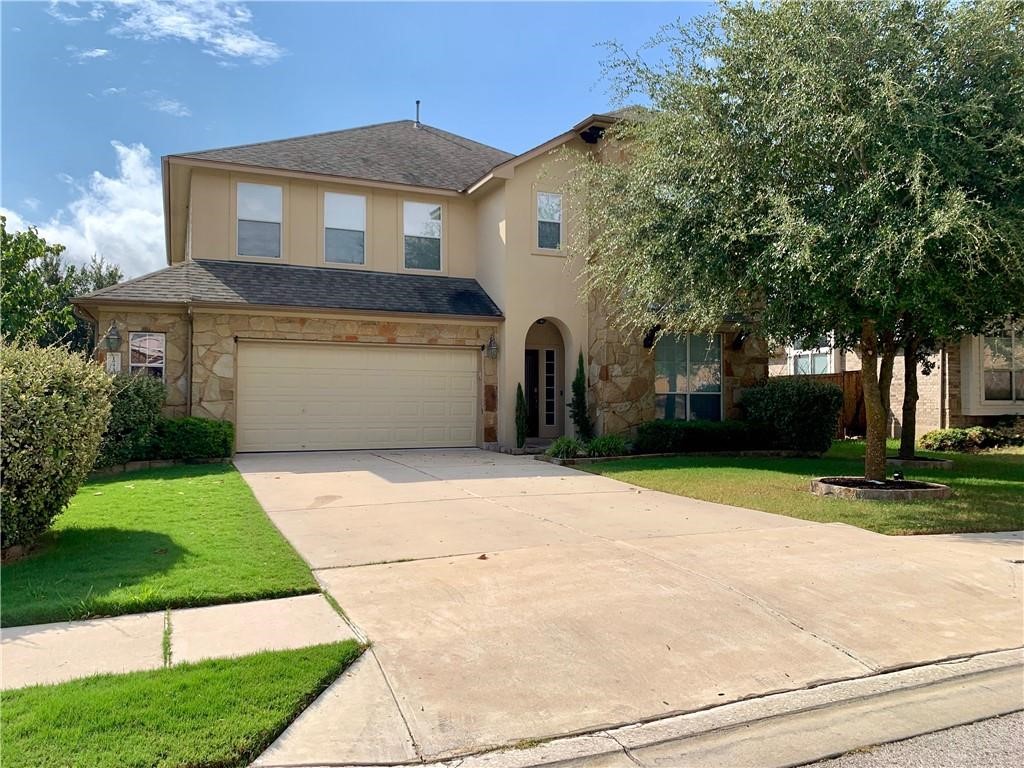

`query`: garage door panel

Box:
[236,342,480,451]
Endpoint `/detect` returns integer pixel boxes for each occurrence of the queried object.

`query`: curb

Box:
[256,648,1023,768]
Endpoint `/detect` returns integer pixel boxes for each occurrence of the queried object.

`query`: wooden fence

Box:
[776,371,866,438]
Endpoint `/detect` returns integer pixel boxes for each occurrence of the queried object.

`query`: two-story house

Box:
[73,113,770,453]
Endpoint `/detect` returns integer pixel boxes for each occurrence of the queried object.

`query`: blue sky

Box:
[1,1,708,276]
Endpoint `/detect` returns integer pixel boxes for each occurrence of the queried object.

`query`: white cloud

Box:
[1,141,165,278]
[22,197,40,212]
[150,97,191,117]
[77,47,111,59]
[102,86,127,96]
[71,1,284,64]
[46,2,106,24]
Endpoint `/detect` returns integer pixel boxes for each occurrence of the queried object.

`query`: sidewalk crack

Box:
[601,731,645,767]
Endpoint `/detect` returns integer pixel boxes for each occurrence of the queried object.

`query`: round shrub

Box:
[151,417,234,460]
[95,373,167,468]
[586,434,628,457]
[1,343,111,550]
[632,419,773,454]
[546,436,586,459]
[741,378,843,454]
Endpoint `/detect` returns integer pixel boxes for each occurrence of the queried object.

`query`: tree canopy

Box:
[1,216,123,352]
[567,0,1024,479]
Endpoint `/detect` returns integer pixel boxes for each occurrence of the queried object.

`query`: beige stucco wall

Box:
[187,168,477,278]
[488,141,591,446]
[93,307,190,417]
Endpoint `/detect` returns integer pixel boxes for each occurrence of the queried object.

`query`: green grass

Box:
[0,641,364,768]
[588,441,1024,535]
[1,464,318,627]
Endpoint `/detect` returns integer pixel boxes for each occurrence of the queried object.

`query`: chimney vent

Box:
[415,100,421,127]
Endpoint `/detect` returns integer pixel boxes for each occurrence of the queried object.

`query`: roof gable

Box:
[173,120,515,192]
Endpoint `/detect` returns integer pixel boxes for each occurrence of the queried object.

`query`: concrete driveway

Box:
[235,449,1024,764]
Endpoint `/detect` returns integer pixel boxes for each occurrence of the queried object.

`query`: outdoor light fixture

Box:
[102,322,122,352]
[486,334,499,359]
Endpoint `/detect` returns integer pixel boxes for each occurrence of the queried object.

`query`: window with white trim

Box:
[403,201,442,270]
[982,327,1023,401]
[324,192,366,264]
[537,192,562,250]
[790,336,832,375]
[544,349,556,426]
[237,182,282,258]
[129,332,165,381]
[655,334,722,421]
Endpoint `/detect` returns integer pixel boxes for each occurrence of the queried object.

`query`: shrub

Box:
[741,378,843,454]
[570,351,594,441]
[515,383,528,449]
[919,421,1023,453]
[586,434,629,457]
[95,373,167,467]
[1,343,111,550]
[633,419,772,454]
[151,417,234,460]
[546,436,585,459]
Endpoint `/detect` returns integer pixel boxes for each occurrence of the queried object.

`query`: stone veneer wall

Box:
[95,308,189,417]
[189,312,501,442]
[587,296,769,436]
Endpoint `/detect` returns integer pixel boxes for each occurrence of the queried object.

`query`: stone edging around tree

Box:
[811,477,952,501]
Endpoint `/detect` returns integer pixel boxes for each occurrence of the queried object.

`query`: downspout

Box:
[939,346,947,429]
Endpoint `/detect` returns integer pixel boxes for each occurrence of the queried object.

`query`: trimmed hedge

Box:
[587,434,629,457]
[150,417,234,461]
[920,419,1024,453]
[95,373,166,468]
[741,378,843,454]
[633,419,772,454]
[1,344,112,550]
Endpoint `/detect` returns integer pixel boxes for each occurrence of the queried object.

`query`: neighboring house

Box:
[769,329,1024,436]
[74,114,769,453]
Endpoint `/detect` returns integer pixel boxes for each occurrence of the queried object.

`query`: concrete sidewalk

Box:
[0,593,355,690]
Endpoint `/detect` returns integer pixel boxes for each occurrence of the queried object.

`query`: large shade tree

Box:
[567,0,1024,480]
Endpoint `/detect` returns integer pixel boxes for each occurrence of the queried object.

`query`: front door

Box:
[524,349,539,438]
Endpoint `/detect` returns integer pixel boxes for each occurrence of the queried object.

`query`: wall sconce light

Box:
[486,334,499,359]
[101,322,122,352]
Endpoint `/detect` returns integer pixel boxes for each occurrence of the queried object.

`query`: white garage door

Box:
[236,341,479,452]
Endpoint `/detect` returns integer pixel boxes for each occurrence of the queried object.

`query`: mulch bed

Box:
[818,477,939,491]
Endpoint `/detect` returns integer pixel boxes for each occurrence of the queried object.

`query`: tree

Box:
[1,216,122,352]
[570,351,594,440]
[566,0,1024,480]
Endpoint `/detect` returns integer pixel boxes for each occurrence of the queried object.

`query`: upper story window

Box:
[982,327,1023,401]
[237,182,282,259]
[537,192,562,250]
[324,192,366,265]
[129,332,165,382]
[403,201,442,271]
[655,334,722,421]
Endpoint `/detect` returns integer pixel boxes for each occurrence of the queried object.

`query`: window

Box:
[324,192,366,264]
[403,201,442,270]
[655,334,722,421]
[790,336,832,375]
[237,182,282,258]
[129,332,165,381]
[982,327,1023,401]
[537,192,562,250]
[544,349,556,426]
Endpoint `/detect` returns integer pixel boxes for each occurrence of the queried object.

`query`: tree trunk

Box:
[860,319,888,481]
[899,336,920,459]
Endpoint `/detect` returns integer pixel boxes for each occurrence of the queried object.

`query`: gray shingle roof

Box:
[174,121,515,192]
[75,260,503,318]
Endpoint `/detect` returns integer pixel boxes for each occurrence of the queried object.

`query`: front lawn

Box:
[1,641,363,768]
[1,464,318,627]
[588,441,1024,535]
